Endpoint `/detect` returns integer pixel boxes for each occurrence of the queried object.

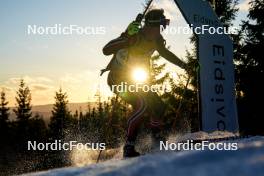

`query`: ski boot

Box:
[151,128,166,151]
[123,144,140,158]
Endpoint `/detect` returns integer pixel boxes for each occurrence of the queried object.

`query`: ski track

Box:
[22,134,264,176]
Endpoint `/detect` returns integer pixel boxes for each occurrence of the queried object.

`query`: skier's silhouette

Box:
[102,9,187,157]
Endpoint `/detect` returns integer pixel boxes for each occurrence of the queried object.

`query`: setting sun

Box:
[132,68,148,83]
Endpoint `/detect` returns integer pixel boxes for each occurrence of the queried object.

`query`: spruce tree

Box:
[48,88,72,166]
[241,0,263,72]
[236,0,264,135]
[0,90,10,162]
[49,88,71,139]
[150,54,170,89]
[210,0,239,27]
[0,90,9,124]
[0,90,10,134]
[13,79,32,121]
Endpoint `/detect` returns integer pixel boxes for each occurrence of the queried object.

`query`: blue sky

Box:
[0,0,250,106]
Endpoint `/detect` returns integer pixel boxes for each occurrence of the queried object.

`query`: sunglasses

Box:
[161,18,170,26]
[147,18,170,27]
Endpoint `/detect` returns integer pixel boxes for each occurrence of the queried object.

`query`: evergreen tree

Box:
[149,54,188,132]
[0,90,10,167]
[49,88,71,139]
[79,110,83,120]
[12,79,32,150]
[28,113,47,142]
[48,89,72,167]
[0,90,10,145]
[73,110,79,119]
[240,0,263,73]
[236,0,264,135]
[13,79,32,121]
[150,54,170,90]
[209,0,239,27]
[0,90,9,129]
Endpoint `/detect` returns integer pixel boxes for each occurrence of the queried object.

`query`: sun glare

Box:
[132,68,148,83]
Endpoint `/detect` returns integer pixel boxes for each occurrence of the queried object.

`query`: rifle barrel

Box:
[142,0,153,17]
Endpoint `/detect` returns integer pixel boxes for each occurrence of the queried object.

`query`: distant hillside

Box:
[9,102,97,124]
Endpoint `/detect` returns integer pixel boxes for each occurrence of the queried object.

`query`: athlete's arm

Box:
[157,38,187,69]
[103,36,129,56]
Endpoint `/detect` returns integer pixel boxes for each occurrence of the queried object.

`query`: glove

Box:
[135,13,144,22]
[127,21,141,36]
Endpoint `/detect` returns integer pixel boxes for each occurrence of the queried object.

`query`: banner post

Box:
[174,0,239,132]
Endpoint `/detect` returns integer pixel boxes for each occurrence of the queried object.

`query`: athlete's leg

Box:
[126,93,147,143]
[108,72,147,157]
[144,91,167,147]
[144,91,166,128]
[121,92,147,157]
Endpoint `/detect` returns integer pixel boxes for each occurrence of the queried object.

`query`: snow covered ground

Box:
[23,133,264,176]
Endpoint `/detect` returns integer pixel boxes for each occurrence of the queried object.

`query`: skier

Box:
[102,9,188,157]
